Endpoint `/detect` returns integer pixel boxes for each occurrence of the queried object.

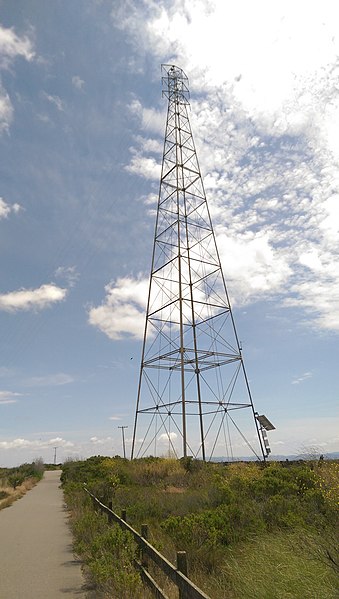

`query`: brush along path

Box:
[0,470,88,598]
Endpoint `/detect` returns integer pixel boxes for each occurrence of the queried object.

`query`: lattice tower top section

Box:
[161,64,190,105]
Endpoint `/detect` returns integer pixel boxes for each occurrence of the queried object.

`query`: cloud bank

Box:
[0,436,73,450]
[99,0,339,335]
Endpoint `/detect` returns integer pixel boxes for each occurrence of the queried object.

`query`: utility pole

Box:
[53,446,58,465]
[118,426,128,459]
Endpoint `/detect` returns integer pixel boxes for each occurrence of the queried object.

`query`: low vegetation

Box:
[62,456,339,599]
[0,459,44,510]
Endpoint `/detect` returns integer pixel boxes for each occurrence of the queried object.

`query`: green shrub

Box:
[62,457,339,598]
[161,500,265,572]
[65,483,144,597]
[250,464,299,498]
[88,526,141,597]
[262,494,304,529]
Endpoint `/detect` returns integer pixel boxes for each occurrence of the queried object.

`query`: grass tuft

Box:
[62,457,339,598]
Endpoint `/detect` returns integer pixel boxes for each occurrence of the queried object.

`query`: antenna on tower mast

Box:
[131,65,272,462]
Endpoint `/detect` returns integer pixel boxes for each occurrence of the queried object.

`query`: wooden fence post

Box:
[177,551,188,599]
[141,524,149,569]
[83,487,211,599]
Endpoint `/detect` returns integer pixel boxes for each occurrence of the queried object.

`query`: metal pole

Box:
[118,426,128,459]
[174,88,187,459]
[53,446,57,465]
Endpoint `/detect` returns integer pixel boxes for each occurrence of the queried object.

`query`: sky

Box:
[0,0,338,466]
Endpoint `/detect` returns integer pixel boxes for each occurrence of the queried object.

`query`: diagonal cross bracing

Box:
[131,65,266,462]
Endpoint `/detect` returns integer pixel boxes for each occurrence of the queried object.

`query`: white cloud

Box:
[54,265,79,288]
[48,437,74,447]
[216,231,292,305]
[125,102,164,180]
[133,135,162,154]
[119,1,339,123]
[42,92,65,112]
[125,155,161,180]
[109,416,122,421]
[113,2,339,334]
[90,436,113,445]
[292,372,313,385]
[0,197,22,219]
[299,249,322,272]
[128,98,165,134]
[284,279,339,332]
[0,24,35,68]
[158,432,177,442]
[72,75,85,90]
[0,85,13,133]
[319,195,339,239]
[0,284,67,312]
[0,390,21,405]
[0,24,34,133]
[0,437,74,450]
[88,277,148,340]
[25,373,75,387]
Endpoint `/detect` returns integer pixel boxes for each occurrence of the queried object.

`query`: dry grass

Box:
[0,478,38,510]
[63,458,339,598]
[164,486,186,494]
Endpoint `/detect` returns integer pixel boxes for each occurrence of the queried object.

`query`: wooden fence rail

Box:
[84,486,211,599]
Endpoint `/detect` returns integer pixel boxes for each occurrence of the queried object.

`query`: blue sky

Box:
[0,0,338,466]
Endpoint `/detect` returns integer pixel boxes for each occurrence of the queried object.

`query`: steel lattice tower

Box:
[131,65,267,461]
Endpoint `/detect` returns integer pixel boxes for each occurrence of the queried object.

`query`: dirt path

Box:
[0,470,90,598]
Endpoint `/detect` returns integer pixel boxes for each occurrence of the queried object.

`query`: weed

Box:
[0,460,44,510]
[62,457,339,598]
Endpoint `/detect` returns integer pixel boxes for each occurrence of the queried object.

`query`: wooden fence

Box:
[84,486,211,599]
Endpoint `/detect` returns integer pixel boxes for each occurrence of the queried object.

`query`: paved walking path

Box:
[0,470,89,598]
